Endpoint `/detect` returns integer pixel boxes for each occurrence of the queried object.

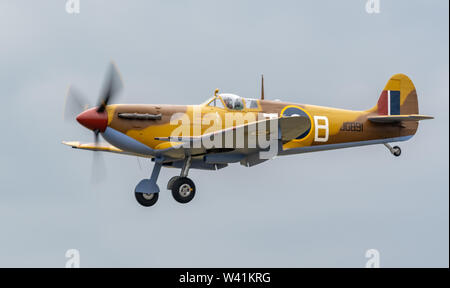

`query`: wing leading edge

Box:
[62,141,151,158]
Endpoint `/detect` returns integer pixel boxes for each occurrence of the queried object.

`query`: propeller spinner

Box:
[65,62,123,133]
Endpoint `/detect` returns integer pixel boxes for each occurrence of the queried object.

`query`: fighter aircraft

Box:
[63,63,433,207]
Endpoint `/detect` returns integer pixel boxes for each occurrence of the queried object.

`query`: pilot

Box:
[234,100,243,110]
[223,97,234,110]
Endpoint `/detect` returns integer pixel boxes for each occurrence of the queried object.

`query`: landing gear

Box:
[384,143,401,157]
[392,146,401,157]
[134,156,162,207]
[171,177,196,204]
[134,155,197,207]
[135,192,159,207]
[167,176,181,190]
[169,155,196,204]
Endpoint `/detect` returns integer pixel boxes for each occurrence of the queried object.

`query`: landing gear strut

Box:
[170,156,196,204]
[384,143,401,157]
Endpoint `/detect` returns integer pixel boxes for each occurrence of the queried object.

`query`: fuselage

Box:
[99,96,417,157]
[66,72,431,207]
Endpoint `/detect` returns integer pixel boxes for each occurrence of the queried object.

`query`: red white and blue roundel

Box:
[378,90,401,115]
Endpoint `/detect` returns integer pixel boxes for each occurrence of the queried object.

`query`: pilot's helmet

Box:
[224,98,233,109]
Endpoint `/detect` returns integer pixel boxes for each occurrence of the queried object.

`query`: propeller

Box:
[97,62,123,112]
[63,85,91,121]
[64,61,124,182]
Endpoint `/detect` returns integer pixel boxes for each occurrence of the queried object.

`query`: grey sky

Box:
[0,0,448,267]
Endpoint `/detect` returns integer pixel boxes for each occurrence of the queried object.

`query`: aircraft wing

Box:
[63,116,310,166]
[62,141,151,158]
[155,115,310,162]
[368,114,434,123]
[156,115,309,144]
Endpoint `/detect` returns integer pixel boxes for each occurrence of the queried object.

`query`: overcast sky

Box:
[0,0,448,267]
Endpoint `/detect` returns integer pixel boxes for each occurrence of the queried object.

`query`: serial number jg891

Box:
[340,122,364,132]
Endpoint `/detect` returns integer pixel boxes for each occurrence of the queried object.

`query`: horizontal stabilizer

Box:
[368,114,434,123]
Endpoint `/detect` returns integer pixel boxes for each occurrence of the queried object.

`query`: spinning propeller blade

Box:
[63,85,90,121]
[97,61,123,113]
[64,61,124,182]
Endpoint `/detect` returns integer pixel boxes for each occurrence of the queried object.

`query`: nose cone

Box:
[76,108,108,132]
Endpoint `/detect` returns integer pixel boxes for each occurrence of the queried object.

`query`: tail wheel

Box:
[135,192,159,207]
[393,146,401,157]
[171,177,196,204]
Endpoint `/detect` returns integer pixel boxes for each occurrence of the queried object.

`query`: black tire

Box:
[393,146,401,157]
[171,177,196,204]
[135,192,159,207]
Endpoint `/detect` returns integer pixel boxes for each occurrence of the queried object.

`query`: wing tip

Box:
[62,141,80,148]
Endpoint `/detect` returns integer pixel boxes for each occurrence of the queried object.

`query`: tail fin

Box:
[373,74,418,116]
[367,74,433,127]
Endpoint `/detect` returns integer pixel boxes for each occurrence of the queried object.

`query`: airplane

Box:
[63,63,433,207]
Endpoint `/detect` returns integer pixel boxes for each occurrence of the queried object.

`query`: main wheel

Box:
[392,146,401,157]
[135,192,159,207]
[171,177,196,204]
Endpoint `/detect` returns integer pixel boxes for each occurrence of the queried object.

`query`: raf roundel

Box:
[281,106,312,140]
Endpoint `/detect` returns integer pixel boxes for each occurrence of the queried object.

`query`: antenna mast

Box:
[261,74,264,100]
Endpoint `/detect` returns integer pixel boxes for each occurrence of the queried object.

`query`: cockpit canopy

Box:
[206,93,259,110]
[220,94,244,110]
